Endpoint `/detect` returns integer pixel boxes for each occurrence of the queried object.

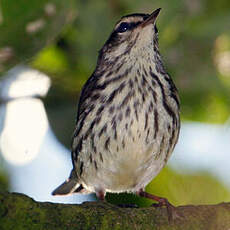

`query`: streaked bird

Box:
[53,8,180,217]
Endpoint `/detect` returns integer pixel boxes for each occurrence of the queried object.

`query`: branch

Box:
[1,190,230,230]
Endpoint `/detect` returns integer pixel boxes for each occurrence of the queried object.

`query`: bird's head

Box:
[97,8,161,67]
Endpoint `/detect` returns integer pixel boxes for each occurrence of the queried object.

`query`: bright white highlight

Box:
[0,66,50,165]
[0,98,48,165]
[0,65,51,100]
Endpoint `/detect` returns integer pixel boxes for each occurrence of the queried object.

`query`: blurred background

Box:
[0,0,230,206]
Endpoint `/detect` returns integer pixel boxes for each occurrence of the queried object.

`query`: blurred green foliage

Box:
[0,0,76,73]
[30,0,230,123]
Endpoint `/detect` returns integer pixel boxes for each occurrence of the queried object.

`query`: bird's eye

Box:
[117,22,130,33]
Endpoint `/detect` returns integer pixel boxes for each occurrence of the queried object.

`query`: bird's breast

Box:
[73,65,180,192]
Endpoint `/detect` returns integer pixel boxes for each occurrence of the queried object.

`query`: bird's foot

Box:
[137,189,183,222]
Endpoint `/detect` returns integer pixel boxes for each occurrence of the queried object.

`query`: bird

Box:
[52,8,180,217]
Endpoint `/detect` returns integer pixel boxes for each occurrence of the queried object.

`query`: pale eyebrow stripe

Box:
[115,17,144,30]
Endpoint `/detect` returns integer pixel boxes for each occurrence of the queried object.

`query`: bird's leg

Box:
[137,189,176,222]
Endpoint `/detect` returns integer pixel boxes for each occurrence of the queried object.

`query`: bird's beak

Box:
[141,8,161,28]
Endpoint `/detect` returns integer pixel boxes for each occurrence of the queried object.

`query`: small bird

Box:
[53,8,180,216]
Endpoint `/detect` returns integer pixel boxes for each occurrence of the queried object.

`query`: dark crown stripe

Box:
[121,13,149,20]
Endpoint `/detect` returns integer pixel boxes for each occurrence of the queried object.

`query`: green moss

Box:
[1,191,230,229]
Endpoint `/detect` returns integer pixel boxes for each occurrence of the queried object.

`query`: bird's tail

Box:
[52,169,84,196]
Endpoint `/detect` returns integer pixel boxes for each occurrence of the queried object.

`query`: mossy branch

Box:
[1,190,230,230]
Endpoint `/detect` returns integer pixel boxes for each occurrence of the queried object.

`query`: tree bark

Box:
[1,190,230,230]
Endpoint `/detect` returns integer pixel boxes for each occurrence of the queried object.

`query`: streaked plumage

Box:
[53,9,180,211]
